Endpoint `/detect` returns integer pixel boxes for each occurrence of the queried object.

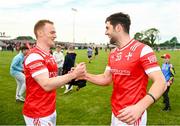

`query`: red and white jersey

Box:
[107,39,160,116]
[23,46,58,118]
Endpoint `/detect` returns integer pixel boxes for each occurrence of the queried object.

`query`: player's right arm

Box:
[25,53,85,92]
[85,66,112,86]
[33,66,84,92]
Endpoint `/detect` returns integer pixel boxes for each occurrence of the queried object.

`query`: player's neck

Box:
[36,41,50,53]
[116,35,131,48]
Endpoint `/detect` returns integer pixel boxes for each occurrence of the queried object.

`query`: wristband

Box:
[147,93,156,103]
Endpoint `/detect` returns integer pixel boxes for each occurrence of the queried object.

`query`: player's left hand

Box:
[117,104,144,125]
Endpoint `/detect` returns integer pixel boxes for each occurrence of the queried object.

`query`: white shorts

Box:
[23,111,56,126]
[111,110,147,126]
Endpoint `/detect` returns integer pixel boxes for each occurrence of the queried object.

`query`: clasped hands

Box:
[68,62,87,80]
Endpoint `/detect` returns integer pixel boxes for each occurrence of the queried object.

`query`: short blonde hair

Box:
[34,19,54,38]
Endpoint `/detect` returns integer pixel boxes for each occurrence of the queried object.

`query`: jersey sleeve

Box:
[106,48,117,72]
[24,53,48,77]
[140,45,160,74]
[105,53,111,71]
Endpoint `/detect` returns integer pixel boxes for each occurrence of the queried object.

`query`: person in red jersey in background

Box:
[82,12,166,126]
[23,19,85,126]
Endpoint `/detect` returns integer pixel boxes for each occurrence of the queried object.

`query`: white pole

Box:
[72,8,77,43]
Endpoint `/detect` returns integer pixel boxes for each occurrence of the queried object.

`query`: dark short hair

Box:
[105,12,131,34]
[20,46,29,51]
[34,19,54,38]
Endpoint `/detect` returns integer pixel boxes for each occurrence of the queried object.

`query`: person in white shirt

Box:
[53,45,64,76]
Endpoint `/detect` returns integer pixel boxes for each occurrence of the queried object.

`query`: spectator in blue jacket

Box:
[10,46,29,102]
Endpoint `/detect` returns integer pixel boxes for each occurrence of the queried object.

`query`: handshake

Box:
[68,62,87,81]
[63,62,87,91]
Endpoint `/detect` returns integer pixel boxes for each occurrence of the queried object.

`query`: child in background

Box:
[161,53,175,111]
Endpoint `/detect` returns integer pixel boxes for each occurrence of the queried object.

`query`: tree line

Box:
[15,28,180,49]
[134,28,180,48]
